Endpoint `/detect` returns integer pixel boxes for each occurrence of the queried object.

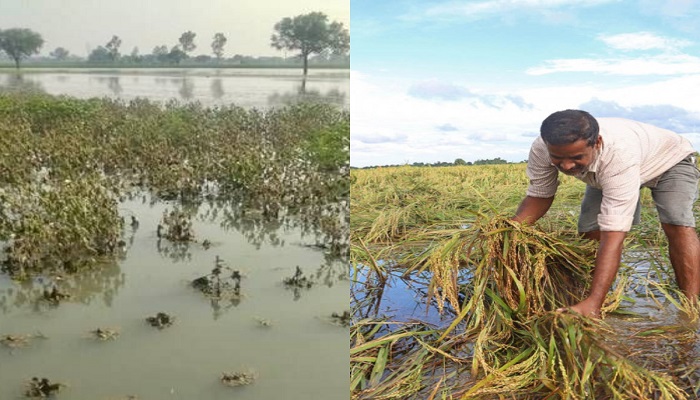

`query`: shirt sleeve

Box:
[525,138,559,198]
[598,162,640,232]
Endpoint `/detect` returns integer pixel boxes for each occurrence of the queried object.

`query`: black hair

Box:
[540,109,599,146]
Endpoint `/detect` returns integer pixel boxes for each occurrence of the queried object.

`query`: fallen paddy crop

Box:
[351,165,700,399]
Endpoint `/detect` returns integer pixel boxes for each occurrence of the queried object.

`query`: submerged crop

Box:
[0,92,349,278]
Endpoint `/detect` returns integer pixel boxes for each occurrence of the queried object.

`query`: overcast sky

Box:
[351,0,700,167]
[0,0,349,58]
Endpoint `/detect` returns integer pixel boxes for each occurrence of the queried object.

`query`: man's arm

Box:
[513,195,554,224]
[566,230,626,317]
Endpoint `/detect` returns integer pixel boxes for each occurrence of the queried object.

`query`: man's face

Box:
[546,136,601,176]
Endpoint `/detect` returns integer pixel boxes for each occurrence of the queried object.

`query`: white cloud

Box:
[351,69,700,167]
[598,32,692,51]
[350,71,542,167]
[401,0,616,22]
[527,54,700,75]
[528,32,698,76]
[407,79,474,101]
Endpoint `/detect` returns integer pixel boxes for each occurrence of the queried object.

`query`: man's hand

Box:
[557,297,602,318]
[556,231,627,319]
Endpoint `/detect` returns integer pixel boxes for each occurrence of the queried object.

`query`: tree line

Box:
[352,157,523,169]
[0,12,349,76]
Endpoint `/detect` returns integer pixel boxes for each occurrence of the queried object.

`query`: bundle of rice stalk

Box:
[459,312,687,399]
[476,217,594,319]
[417,215,595,332]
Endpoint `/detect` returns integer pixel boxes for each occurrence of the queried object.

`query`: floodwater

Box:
[0,67,349,109]
[0,197,349,399]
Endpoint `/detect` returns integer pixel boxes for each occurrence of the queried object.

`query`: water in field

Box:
[0,68,349,109]
[0,197,349,399]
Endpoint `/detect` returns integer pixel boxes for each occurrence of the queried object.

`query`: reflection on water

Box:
[211,78,224,99]
[0,196,348,399]
[0,261,125,314]
[155,238,192,263]
[268,79,347,108]
[107,76,122,95]
[0,73,45,94]
[352,265,463,327]
[179,78,194,100]
[0,68,349,109]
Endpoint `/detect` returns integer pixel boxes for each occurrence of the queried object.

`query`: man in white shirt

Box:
[514,109,700,317]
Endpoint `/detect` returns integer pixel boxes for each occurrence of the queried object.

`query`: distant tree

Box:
[178,31,196,56]
[194,54,212,62]
[50,47,70,60]
[473,157,508,165]
[168,46,187,64]
[105,35,122,61]
[454,158,467,166]
[88,46,111,62]
[211,33,227,60]
[270,12,349,76]
[0,28,44,69]
[152,45,169,63]
[129,46,141,63]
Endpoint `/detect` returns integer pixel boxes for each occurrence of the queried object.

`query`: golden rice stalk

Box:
[364,207,414,243]
[460,312,687,399]
[435,215,595,340]
[645,279,700,323]
[425,231,473,313]
[479,217,594,317]
[352,210,690,398]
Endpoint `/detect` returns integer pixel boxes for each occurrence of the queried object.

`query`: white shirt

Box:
[526,117,696,231]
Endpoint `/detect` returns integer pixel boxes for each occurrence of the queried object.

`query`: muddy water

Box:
[0,197,348,399]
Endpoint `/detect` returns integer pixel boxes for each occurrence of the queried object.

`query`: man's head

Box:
[540,110,602,176]
[540,109,599,146]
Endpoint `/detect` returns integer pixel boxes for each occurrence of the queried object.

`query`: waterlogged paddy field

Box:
[0,93,349,399]
[1,197,348,399]
[350,165,700,399]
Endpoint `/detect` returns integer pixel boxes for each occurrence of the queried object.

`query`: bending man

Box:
[514,109,700,317]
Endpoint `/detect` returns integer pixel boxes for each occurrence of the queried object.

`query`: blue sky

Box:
[350,0,700,167]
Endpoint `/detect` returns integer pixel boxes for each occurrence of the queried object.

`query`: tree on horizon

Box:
[105,35,122,61]
[179,31,196,56]
[0,28,44,69]
[271,12,349,77]
[50,47,70,60]
[211,33,227,60]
